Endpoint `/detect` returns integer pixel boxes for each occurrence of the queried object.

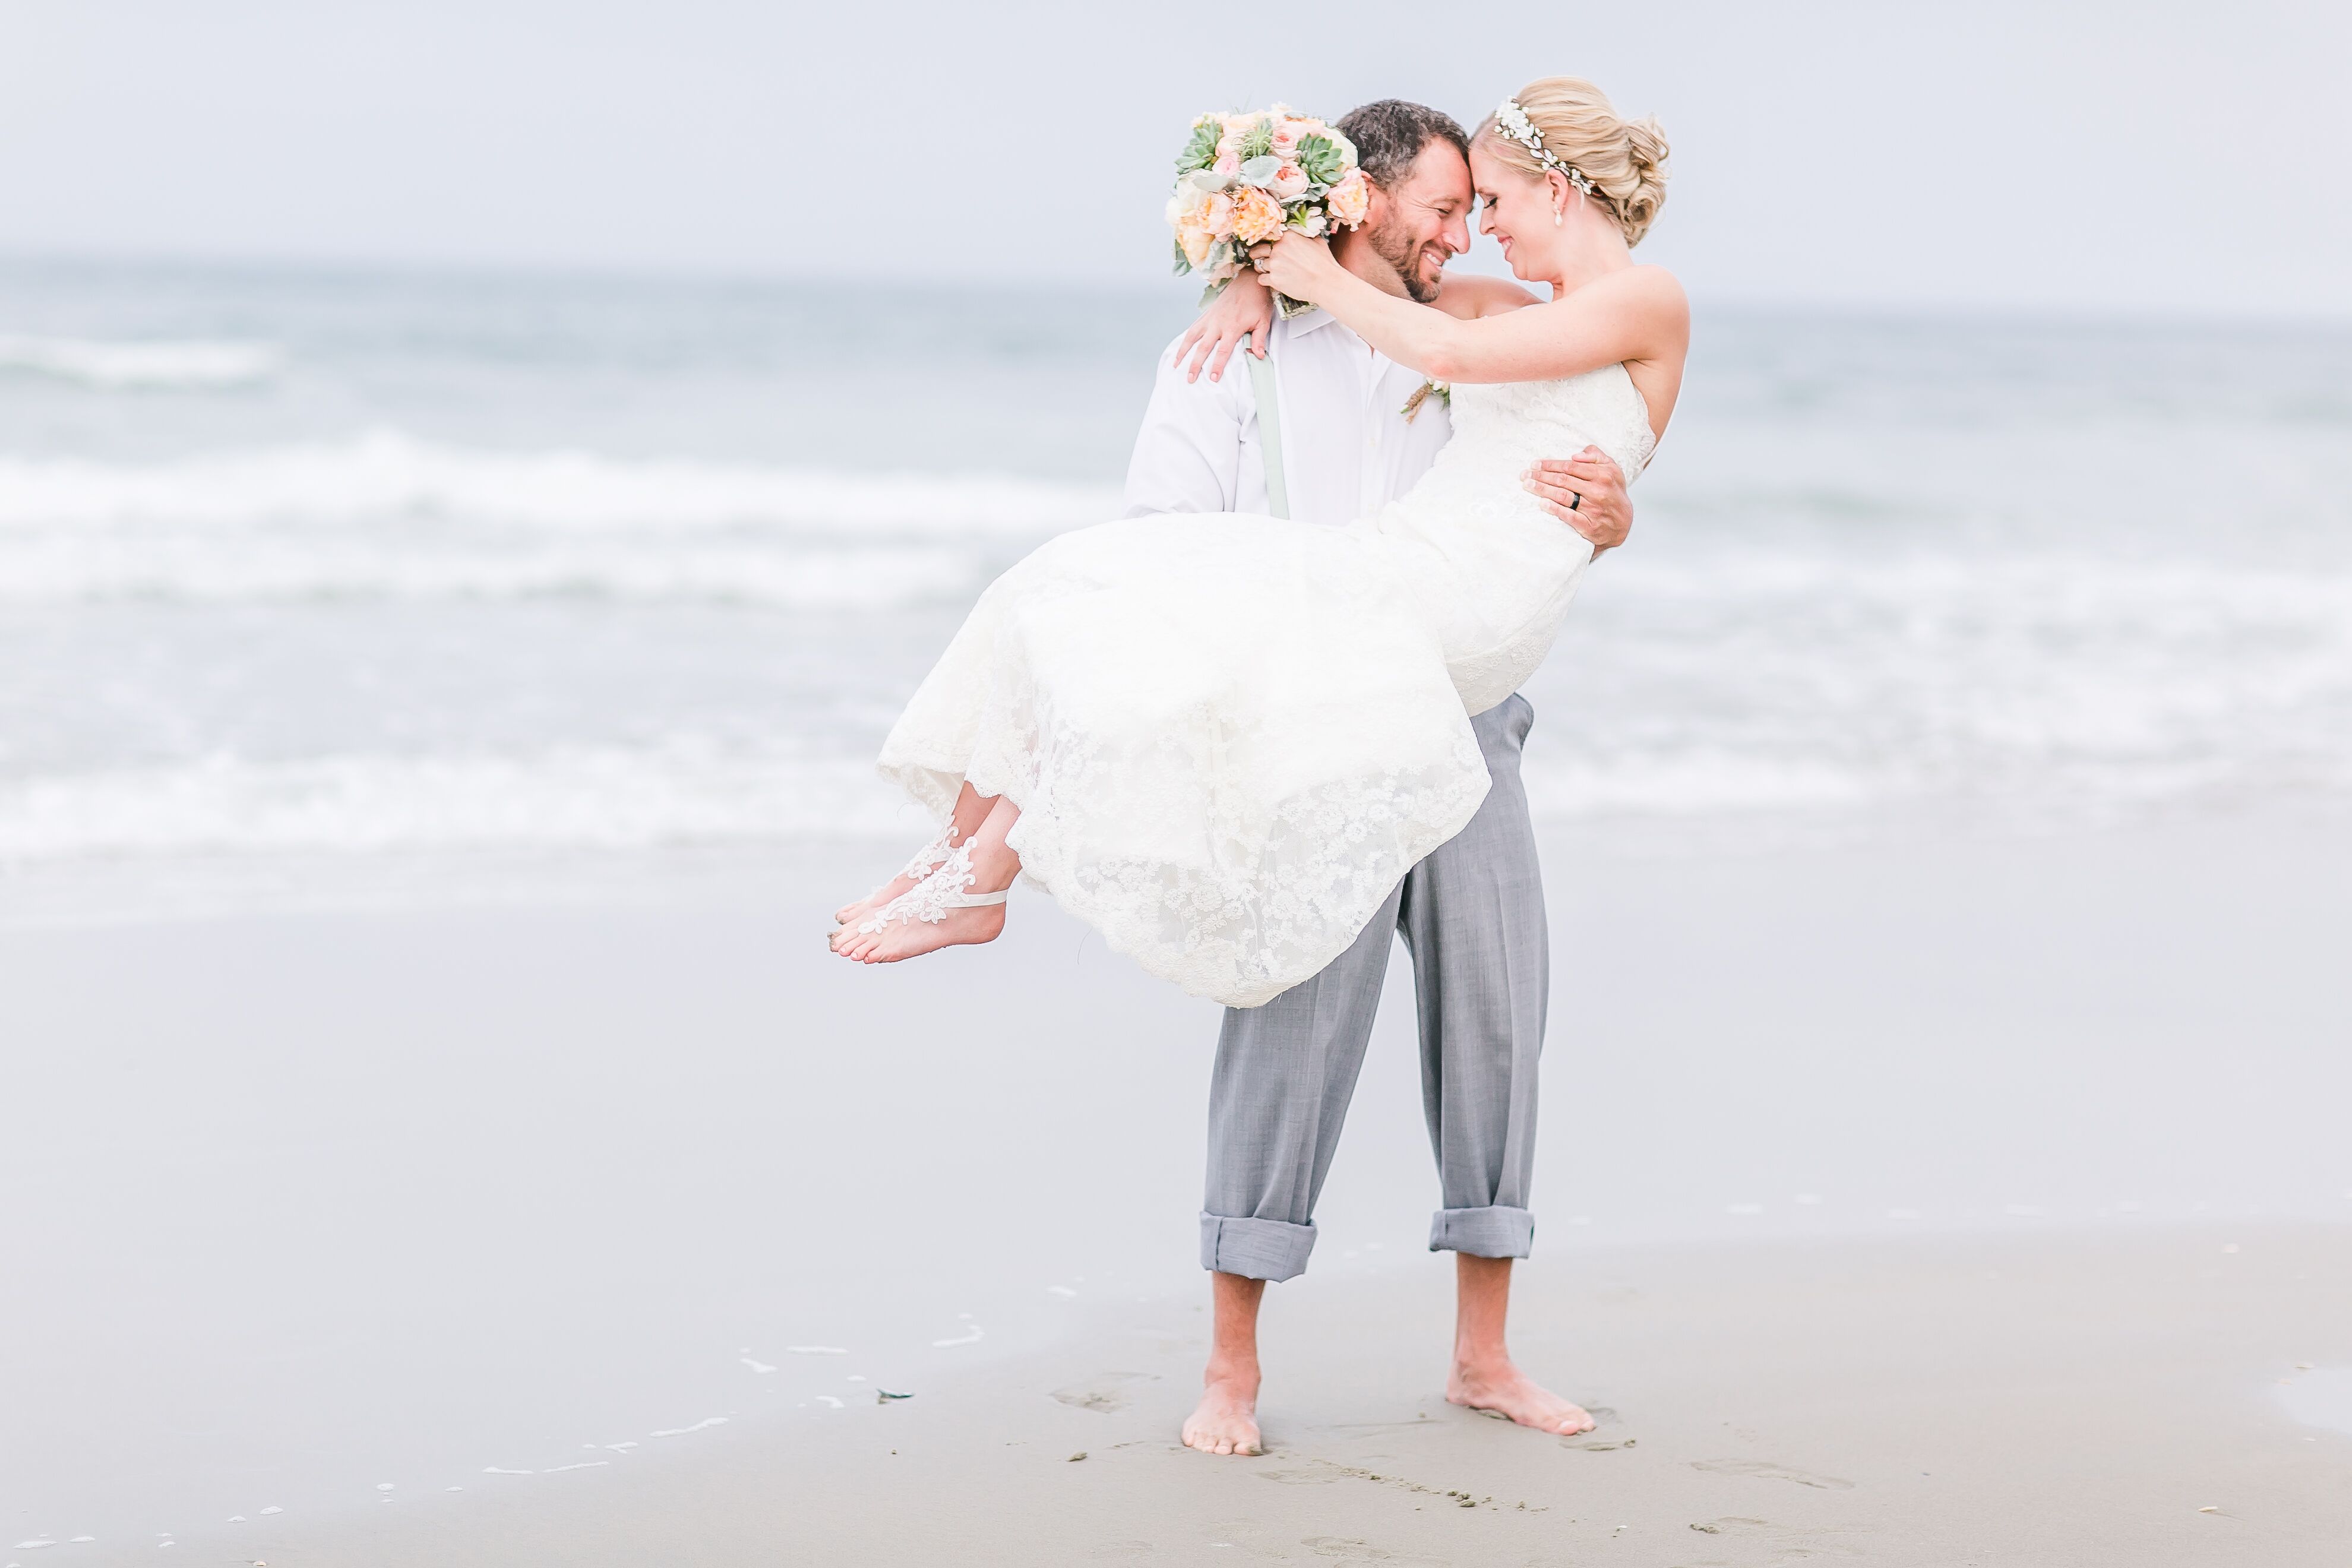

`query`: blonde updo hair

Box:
[1474,77,1670,246]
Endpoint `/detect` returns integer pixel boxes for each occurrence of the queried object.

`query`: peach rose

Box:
[1268,119,1305,159]
[1199,189,1235,238]
[1213,151,1240,176]
[1178,222,1217,268]
[1324,169,1370,227]
[1229,185,1285,246]
[1268,162,1310,202]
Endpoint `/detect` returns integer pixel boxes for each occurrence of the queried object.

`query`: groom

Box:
[1123,99,1633,1456]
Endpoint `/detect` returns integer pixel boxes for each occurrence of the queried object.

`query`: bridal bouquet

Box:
[1167,107,1369,316]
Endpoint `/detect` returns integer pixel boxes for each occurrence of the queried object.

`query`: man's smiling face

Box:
[1360,140,1475,303]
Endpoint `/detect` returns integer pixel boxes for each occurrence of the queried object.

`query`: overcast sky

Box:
[1,0,2345,318]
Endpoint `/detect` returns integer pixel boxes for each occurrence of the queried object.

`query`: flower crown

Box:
[1491,99,1595,197]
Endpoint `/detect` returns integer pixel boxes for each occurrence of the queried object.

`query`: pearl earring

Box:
[1553,206,1564,227]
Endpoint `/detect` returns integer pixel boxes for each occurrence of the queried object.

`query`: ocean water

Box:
[2,257,2350,890]
[5,255,2350,1551]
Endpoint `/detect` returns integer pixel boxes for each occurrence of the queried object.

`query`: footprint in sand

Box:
[1691,1459,1855,1490]
[1301,1539,1446,1566]
[1689,1516,1865,1557]
[1309,1418,1444,1434]
[1051,1373,1156,1414]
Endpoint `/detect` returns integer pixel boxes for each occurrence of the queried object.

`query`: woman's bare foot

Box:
[837,793,1021,965]
[833,898,1006,963]
[830,867,927,947]
[1446,1356,1595,1437]
[1181,1367,1263,1456]
[834,799,991,941]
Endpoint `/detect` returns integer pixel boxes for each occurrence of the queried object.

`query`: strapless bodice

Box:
[1443,363,1658,480]
[1355,363,1654,714]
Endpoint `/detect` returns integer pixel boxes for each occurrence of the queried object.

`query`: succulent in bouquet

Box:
[1167,106,1370,318]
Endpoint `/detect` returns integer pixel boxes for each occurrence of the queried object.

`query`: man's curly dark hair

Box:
[1335,99,1471,189]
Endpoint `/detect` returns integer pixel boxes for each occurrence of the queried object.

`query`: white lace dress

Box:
[878,365,1655,1006]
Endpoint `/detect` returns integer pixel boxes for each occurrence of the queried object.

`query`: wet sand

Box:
[5,811,2350,1561]
[175,1225,2352,1566]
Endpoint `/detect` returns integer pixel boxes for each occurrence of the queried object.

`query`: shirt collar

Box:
[1280,306,1409,383]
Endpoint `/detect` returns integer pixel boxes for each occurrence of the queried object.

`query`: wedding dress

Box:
[877,363,1655,1006]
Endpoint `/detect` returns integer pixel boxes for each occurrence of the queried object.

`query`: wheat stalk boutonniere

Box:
[1401,380,1450,423]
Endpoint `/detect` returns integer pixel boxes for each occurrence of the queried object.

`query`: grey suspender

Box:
[1242,331,1290,520]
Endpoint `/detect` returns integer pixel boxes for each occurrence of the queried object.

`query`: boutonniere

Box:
[1401,380,1450,423]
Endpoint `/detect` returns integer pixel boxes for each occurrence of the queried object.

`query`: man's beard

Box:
[1367,219,1443,304]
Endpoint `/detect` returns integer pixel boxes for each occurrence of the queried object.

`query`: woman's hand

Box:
[1255,232,1342,305]
[1174,270,1274,384]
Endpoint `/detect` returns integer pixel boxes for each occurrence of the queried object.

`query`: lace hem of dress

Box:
[1013,753,1490,1008]
[886,708,1490,1008]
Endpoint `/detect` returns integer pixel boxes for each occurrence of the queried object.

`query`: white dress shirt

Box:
[1121,308,1451,524]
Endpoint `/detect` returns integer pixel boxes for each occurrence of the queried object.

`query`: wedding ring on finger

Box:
[1568,490,1583,511]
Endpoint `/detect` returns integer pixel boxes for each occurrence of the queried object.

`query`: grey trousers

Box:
[1199,694,1548,1282]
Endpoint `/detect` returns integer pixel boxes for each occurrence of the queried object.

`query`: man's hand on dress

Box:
[1522,448,1631,555]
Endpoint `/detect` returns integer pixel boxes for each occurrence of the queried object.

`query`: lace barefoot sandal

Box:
[834,824,961,926]
[853,840,1009,936]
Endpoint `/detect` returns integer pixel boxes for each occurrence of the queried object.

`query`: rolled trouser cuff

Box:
[1428,1205,1534,1259]
[1200,1213,1318,1282]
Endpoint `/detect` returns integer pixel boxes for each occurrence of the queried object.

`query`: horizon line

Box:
[2,246,2347,335]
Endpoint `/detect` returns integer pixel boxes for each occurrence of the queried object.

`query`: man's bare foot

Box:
[833,900,1006,964]
[1446,1357,1595,1437]
[1181,1369,1263,1456]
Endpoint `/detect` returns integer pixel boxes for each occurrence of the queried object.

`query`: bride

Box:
[831,77,1687,1007]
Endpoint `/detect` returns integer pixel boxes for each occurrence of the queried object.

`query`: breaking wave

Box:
[0,334,283,390]
[0,429,1118,605]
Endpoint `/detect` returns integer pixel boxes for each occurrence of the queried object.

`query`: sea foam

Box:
[0,428,1115,533]
[0,430,1117,607]
[0,748,925,862]
[0,335,283,390]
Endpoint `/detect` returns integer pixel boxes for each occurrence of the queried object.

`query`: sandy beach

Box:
[7,812,2350,1563]
[188,1225,2352,1566]
[8,22,2351,1559]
